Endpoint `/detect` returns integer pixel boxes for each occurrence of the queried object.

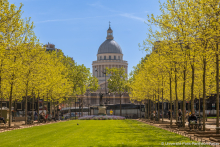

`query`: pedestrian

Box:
[168,109,171,120]
[34,111,38,121]
[0,115,6,124]
[188,113,197,127]
[186,112,189,122]
[178,109,182,121]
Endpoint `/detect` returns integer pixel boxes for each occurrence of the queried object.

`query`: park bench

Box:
[175,116,186,128]
[14,116,34,124]
[14,117,25,122]
[27,116,33,124]
[188,116,203,131]
[0,119,5,125]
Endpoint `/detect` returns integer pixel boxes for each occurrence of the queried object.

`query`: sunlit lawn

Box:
[0,120,210,147]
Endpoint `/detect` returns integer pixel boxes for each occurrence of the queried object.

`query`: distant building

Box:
[44,42,60,52]
[92,24,128,91]
[152,41,161,52]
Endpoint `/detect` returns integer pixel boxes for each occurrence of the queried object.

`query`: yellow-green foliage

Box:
[129,0,220,105]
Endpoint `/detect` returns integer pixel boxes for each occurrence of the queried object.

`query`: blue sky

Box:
[8,0,164,74]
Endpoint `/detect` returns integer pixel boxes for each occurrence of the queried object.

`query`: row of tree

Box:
[129,0,220,132]
[0,0,99,127]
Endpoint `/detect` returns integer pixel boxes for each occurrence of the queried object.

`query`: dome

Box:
[98,40,122,54]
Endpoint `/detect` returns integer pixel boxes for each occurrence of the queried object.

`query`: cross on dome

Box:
[107,22,113,40]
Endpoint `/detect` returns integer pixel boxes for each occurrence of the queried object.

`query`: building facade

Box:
[92,25,128,88]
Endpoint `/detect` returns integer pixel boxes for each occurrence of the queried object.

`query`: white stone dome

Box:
[98,39,122,54]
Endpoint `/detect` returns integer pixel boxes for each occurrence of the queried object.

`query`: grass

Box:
[207,117,217,119]
[0,120,211,147]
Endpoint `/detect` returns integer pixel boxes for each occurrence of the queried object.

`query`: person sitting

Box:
[168,110,171,120]
[49,113,56,122]
[188,113,197,126]
[178,109,182,121]
[40,112,46,123]
[0,115,6,124]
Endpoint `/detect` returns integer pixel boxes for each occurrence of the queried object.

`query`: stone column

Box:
[100,65,102,77]
[113,94,115,104]
[93,66,95,77]
[97,93,99,105]
[98,65,99,77]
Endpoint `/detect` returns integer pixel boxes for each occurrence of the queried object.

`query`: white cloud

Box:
[120,13,145,22]
[87,2,104,9]
[36,19,72,23]
[87,2,120,13]
[35,15,116,23]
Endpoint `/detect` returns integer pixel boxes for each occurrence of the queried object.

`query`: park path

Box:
[137,118,220,147]
[0,120,67,133]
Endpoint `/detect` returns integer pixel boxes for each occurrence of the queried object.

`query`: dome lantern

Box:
[106,21,113,40]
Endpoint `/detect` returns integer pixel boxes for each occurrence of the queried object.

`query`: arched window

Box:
[109,56,111,60]
[114,56,116,60]
[100,56,102,60]
[118,56,120,60]
[104,56,106,60]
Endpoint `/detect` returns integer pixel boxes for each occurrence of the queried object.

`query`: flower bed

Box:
[78,115,125,120]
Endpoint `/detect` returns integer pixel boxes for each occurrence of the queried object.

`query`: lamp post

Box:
[87,91,90,116]
[88,103,90,116]
[102,68,107,100]
[108,92,111,104]
[95,67,107,105]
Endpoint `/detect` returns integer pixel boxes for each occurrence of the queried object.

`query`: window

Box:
[30,103,36,110]
[17,103,22,110]
[104,56,106,60]
[118,56,120,60]
[114,56,116,60]
[100,56,102,60]
[2,102,7,108]
[109,56,111,60]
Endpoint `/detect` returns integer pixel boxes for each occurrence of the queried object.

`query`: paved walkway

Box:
[0,120,67,133]
[138,118,220,147]
[161,118,218,130]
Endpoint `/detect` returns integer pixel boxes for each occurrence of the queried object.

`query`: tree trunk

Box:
[170,71,172,127]
[182,66,186,127]
[203,56,206,131]
[47,94,48,121]
[199,93,200,117]
[175,67,178,122]
[145,100,147,119]
[75,97,76,120]
[120,94,122,116]
[158,88,160,121]
[82,97,83,117]
[53,101,56,118]
[1,95,2,118]
[162,79,164,122]
[56,101,59,120]
[14,100,16,117]
[140,101,141,118]
[32,90,34,122]
[216,42,219,134]
[0,74,2,117]
[9,82,13,127]
[191,63,195,114]
[148,98,150,120]
[154,92,156,122]
[37,91,39,122]
[69,98,71,119]
[25,82,28,125]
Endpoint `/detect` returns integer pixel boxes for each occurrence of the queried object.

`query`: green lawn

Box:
[0,120,210,147]
[207,117,217,119]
